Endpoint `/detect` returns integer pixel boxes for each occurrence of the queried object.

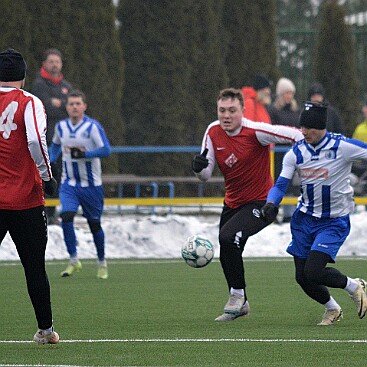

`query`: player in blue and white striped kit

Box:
[49,90,111,279]
[261,102,367,326]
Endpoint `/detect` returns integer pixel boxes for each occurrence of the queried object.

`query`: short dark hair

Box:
[43,48,62,61]
[218,88,244,108]
[67,90,86,103]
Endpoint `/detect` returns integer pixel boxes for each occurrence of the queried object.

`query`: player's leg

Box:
[216,201,269,320]
[289,210,343,325]
[59,184,81,277]
[309,215,367,318]
[8,207,59,342]
[80,186,108,279]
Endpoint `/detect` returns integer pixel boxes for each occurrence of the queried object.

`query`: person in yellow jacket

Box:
[352,100,367,142]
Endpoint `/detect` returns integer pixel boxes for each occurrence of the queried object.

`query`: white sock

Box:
[324,296,340,310]
[344,277,359,294]
[70,257,79,264]
[230,288,244,297]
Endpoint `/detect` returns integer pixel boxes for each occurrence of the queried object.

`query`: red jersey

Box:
[196,118,303,208]
[0,87,52,210]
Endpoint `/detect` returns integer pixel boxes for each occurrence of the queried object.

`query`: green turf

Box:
[0,257,366,366]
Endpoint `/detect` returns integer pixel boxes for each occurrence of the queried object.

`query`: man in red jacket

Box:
[0,48,59,344]
[31,48,73,225]
[242,74,272,123]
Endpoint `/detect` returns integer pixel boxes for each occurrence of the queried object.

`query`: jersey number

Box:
[0,101,18,139]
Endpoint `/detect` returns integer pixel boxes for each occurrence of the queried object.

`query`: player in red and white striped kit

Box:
[0,49,59,343]
[192,88,303,321]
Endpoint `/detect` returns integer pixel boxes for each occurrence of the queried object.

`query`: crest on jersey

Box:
[325,150,337,160]
[225,153,238,168]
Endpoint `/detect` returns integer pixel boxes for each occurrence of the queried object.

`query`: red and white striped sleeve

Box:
[24,94,52,180]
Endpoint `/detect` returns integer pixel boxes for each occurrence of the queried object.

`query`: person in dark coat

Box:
[307,82,346,135]
[31,48,73,225]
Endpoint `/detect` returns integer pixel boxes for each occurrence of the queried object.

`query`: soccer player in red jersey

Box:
[192,88,303,321]
[0,49,59,343]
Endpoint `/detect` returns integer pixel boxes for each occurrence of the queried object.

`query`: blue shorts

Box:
[59,183,104,221]
[287,208,350,262]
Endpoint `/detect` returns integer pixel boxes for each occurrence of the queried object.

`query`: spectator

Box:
[352,100,367,142]
[351,100,367,196]
[0,48,59,344]
[307,82,346,134]
[268,77,300,222]
[192,88,303,322]
[242,74,272,123]
[49,90,111,279]
[268,77,300,127]
[31,48,73,225]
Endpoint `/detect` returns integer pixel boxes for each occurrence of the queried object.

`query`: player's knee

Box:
[60,211,75,223]
[88,220,102,233]
[295,272,306,286]
[303,266,322,284]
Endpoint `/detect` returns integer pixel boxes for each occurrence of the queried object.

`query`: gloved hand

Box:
[192,148,209,173]
[260,202,279,222]
[42,177,58,196]
[70,147,86,159]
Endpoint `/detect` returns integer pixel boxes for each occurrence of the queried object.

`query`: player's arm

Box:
[341,137,367,162]
[49,142,61,163]
[192,133,215,182]
[25,97,53,181]
[71,123,111,159]
[260,150,296,221]
[255,123,304,145]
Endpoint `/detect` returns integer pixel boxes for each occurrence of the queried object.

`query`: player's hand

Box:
[42,177,58,196]
[192,148,209,173]
[70,147,86,159]
[260,202,279,222]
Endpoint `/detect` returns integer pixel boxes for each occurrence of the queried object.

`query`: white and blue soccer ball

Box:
[181,235,214,268]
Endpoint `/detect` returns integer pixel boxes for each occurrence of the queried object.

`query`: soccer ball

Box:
[181,235,214,268]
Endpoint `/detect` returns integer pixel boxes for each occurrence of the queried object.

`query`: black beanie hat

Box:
[253,75,271,91]
[0,48,26,82]
[299,101,328,130]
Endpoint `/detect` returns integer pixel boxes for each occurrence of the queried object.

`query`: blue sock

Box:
[93,229,105,261]
[61,221,77,258]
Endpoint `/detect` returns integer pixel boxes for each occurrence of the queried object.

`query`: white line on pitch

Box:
[0,338,367,344]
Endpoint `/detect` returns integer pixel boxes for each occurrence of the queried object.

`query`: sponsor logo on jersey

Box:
[216,147,225,150]
[225,153,238,168]
[300,168,328,179]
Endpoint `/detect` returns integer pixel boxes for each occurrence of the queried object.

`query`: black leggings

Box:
[294,251,348,305]
[219,201,273,293]
[0,206,53,329]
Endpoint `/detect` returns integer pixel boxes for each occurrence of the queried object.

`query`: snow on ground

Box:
[1,208,367,261]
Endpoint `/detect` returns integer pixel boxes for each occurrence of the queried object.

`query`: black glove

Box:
[42,177,58,196]
[70,147,86,159]
[260,202,279,222]
[192,148,209,173]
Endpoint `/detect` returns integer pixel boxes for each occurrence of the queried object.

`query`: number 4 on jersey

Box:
[0,101,18,139]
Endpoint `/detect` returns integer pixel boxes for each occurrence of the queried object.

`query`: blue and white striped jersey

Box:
[51,115,111,187]
[273,132,367,218]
